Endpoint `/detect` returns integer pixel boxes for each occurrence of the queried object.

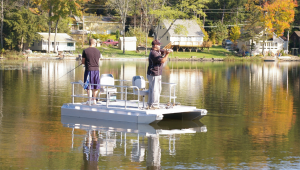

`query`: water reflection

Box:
[61,116,207,169]
[1,60,300,169]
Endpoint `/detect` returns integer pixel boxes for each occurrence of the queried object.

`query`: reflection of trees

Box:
[246,86,294,143]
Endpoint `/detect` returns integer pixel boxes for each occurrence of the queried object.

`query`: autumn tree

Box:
[262,0,297,36]
[33,0,83,53]
[201,27,209,41]
[229,25,240,43]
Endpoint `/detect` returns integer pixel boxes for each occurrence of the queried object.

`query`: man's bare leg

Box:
[92,89,98,104]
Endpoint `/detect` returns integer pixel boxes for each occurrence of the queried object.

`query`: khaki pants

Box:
[147,75,162,107]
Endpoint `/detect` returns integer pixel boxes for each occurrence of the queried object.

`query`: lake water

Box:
[1,59,300,169]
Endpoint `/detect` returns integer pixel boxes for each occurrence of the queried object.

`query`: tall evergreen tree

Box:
[4,7,40,51]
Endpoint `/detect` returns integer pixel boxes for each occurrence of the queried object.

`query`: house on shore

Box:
[237,31,288,56]
[29,33,76,52]
[290,31,300,55]
[157,19,205,52]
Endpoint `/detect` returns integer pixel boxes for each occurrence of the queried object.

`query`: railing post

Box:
[125,87,127,109]
[89,84,91,106]
[72,83,75,104]
[169,84,172,103]
[137,89,140,108]
[173,85,176,104]
[106,86,109,108]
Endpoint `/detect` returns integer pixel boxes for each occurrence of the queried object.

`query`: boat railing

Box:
[114,79,177,103]
[71,80,177,109]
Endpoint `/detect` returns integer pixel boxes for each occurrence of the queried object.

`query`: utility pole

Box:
[1,0,3,49]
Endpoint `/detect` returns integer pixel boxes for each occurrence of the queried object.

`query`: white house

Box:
[157,19,205,50]
[119,37,137,51]
[237,32,288,56]
[30,33,76,52]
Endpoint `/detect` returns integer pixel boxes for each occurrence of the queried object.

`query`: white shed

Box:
[118,37,137,51]
[30,32,76,52]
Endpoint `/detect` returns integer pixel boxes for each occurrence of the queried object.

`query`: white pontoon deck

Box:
[61,75,207,124]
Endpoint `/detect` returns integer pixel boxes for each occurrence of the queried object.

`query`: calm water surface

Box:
[0,59,300,169]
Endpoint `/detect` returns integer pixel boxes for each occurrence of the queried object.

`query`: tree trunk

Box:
[54,19,59,53]
[82,14,84,48]
[48,5,52,53]
[18,37,24,51]
[122,21,125,54]
[154,20,160,40]
[145,4,148,55]
[221,3,225,24]
[1,0,3,49]
[203,13,205,28]
[262,29,265,57]
[134,1,136,29]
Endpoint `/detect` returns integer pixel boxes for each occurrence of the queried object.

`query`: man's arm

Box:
[161,50,172,63]
[81,58,85,65]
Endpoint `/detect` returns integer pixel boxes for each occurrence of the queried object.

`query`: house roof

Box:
[293,31,300,37]
[71,30,88,35]
[280,36,287,41]
[162,19,204,37]
[38,33,75,42]
[73,15,120,23]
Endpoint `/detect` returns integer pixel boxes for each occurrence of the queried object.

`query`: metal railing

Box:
[70,80,177,109]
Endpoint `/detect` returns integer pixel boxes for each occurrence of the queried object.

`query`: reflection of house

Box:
[237,31,287,56]
[157,19,205,51]
[290,31,300,55]
[29,33,76,52]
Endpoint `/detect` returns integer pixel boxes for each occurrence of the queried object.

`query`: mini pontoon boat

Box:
[61,74,208,124]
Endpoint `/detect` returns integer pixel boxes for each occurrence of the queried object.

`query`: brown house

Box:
[290,31,300,55]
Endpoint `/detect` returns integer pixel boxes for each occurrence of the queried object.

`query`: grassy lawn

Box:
[74,45,234,58]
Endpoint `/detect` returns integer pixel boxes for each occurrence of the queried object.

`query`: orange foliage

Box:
[262,0,298,36]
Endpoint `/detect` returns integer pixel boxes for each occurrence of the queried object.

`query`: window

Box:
[67,43,74,47]
[52,42,54,45]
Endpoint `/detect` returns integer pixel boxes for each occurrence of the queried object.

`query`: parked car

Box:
[102,39,118,46]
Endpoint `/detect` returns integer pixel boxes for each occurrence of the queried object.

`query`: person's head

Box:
[152,40,161,50]
[89,39,96,47]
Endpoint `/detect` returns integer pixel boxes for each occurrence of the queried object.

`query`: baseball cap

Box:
[152,40,161,45]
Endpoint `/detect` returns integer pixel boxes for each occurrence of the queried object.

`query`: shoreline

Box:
[2,54,300,62]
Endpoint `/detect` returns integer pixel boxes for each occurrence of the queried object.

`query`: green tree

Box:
[4,7,41,51]
[242,0,264,56]
[107,0,133,54]
[211,20,228,44]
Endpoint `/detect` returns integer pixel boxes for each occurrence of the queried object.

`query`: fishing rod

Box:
[54,63,82,82]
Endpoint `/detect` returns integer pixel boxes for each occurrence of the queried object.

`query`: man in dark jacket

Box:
[147,40,172,108]
[82,39,101,105]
